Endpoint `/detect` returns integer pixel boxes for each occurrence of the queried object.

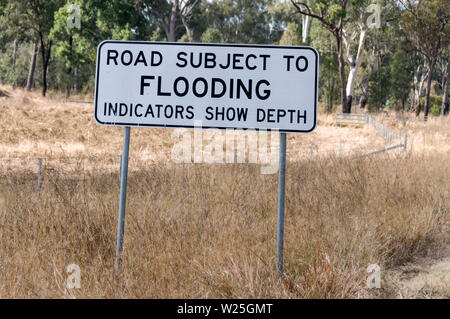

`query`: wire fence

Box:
[337,113,407,155]
[1,113,411,189]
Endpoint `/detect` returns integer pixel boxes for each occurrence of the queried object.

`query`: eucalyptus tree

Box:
[279,22,302,45]
[290,0,370,113]
[439,52,449,115]
[309,21,340,112]
[138,0,199,42]
[5,0,65,96]
[50,0,150,96]
[399,0,450,118]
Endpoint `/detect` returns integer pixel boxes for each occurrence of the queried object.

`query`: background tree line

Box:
[0,0,448,116]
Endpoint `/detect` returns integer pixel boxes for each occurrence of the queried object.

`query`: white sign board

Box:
[94,41,318,133]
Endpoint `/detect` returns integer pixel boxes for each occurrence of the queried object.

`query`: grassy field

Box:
[0,85,449,298]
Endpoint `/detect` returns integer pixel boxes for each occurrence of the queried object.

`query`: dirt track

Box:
[378,244,450,298]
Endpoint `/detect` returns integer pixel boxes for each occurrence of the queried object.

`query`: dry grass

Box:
[0,85,449,298]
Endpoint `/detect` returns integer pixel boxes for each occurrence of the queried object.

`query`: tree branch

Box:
[290,0,335,32]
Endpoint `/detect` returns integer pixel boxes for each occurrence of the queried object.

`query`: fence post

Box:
[37,158,42,190]
[385,132,387,151]
[404,134,407,151]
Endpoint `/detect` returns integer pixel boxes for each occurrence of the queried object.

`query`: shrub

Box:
[420,95,442,116]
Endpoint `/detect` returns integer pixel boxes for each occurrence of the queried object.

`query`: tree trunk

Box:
[39,35,52,97]
[12,40,17,66]
[416,77,426,115]
[336,34,348,113]
[167,0,178,42]
[359,95,367,109]
[66,36,73,98]
[424,57,436,120]
[302,14,310,44]
[441,61,449,115]
[412,65,420,110]
[181,15,193,42]
[413,59,427,114]
[344,28,366,114]
[415,71,427,116]
[168,26,176,42]
[26,43,38,91]
[415,101,422,117]
[327,76,335,113]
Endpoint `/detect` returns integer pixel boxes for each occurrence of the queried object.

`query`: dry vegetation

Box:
[0,85,449,298]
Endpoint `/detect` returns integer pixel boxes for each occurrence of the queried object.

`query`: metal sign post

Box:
[115,126,131,279]
[277,132,287,275]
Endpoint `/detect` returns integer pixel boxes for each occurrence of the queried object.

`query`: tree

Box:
[279,22,301,45]
[441,57,449,115]
[197,0,274,44]
[139,0,199,42]
[309,21,340,112]
[6,0,64,96]
[301,2,311,43]
[389,49,415,111]
[412,55,429,115]
[26,43,38,91]
[200,27,224,43]
[290,0,369,113]
[342,23,367,111]
[50,0,150,96]
[399,0,450,119]
[267,0,302,44]
[50,1,93,97]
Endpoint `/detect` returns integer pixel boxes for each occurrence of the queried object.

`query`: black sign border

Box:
[94,41,319,133]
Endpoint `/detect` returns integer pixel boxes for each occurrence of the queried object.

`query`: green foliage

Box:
[50,1,93,68]
[196,0,273,44]
[308,21,339,112]
[430,104,441,116]
[298,0,369,30]
[0,42,31,87]
[385,96,398,110]
[268,0,299,43]
[0,0,448,109]
[389,49,415,107]
[279,22,301,46]
[368,62,390,112]
[201,28,224,43]
[421,95,443,116]
[400,0,450,60]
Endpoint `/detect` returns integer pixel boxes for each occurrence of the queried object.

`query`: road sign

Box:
[94,41,320,279]
[95,41,318,133]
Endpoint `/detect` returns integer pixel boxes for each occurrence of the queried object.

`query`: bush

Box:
[0,42,32,88]
[430,104,441,116]
[421,95,442,116]
[386,96,398,110]
[201,28,224,43]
